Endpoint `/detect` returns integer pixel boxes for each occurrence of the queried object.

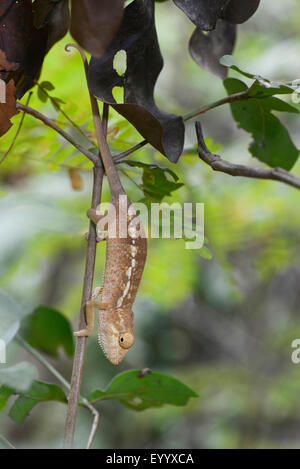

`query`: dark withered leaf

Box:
[88,0,184,163]
[0,79,18,138]
[189,20,236,78]
[0,50,18,71]
[43,0,70,53]
[221,0,260,24]
[0,0,69,99]
[173,0,228,30]
[173,0,260,29]
[0,0,47,98]
[70,0,124,58]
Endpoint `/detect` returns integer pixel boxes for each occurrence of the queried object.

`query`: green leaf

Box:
[123,160,180,181]
[37,81,55,103]
[198,245,213,260]
[0,362,37,392]
[9,381,67,424]
[223,78,299,170]
[21,305,74,357]
[40,81,55,91]
[0,290,22,344]
[132,163,183,203]
[9,397,36,424]
[220,55,300,97]
[89,370,198,411]
[0,386,14,411]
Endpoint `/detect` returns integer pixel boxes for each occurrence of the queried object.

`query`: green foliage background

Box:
[1,0,300,449]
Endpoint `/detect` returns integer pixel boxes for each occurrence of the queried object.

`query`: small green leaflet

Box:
[0,386,14,411]
[220,55,300,98]
[37,81,55,103]
[9,381,67,424]
[89,369,198,411]
[223,78,299,170]
[123,160,183,204]
[21,305,74,357]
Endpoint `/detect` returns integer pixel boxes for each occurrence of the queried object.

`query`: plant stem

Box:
[16,334,70,391]
[0,92,32,165]
[36,82,97,148]
[0,434,15,449]
[16,334,100,450]
[195,121,300,190]
[16,103,99,165]
[183,91,248,121]
[113,140,148,162]
[63,164,103,449]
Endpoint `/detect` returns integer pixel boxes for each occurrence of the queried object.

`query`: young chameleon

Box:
[74,105,147,365]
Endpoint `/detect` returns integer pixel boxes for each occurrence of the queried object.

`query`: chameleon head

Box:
[98,307,134,365]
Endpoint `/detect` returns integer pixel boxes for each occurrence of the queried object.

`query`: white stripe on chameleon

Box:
[117,279,131,307]
[110,324,119,334]
[126,266,132,278]
[130,245,137,257]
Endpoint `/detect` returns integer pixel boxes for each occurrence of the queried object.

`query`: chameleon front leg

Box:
[74,288,110,337]
[86,208,108,242]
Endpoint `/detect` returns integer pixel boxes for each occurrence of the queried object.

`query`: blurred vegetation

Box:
[1,0,300,449]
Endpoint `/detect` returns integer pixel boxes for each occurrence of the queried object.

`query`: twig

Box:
[183,91,249,121]
[195,121,300,190]
[35,82,97,149]
[113,140,148,162]
[0,92,32,165]
[16,103,99,165]
[81,398,100,450]
[63,164,103,449]
[16,334,70,391]
[16,334,99,450]
[63,43,106,450]
[0,434,15,449]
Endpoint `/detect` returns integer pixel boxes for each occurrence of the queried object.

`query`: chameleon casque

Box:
[73,84,147,365]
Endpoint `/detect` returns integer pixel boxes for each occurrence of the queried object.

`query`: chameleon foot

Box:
[74,328,92,337]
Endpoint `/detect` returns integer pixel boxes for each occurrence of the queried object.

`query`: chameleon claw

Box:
[74,328,92,337]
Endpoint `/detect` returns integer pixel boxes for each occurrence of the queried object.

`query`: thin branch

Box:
[113,140,148,162]
[16,334,70,391]
[16,103,100,166]
[0,92,32,165]
[63,43,106,450]
[195,121,300,190]
[63,165,103,449]
[0,434,15,450]
[35,82,97,149]
[183,91,249,121]
[81,397,100,450]
[16,334,99,450]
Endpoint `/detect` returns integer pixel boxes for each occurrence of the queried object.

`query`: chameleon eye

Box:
[119,331,134,349]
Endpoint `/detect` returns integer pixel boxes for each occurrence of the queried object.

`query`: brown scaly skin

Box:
[75,195,147,365]
[70,44,147,365]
